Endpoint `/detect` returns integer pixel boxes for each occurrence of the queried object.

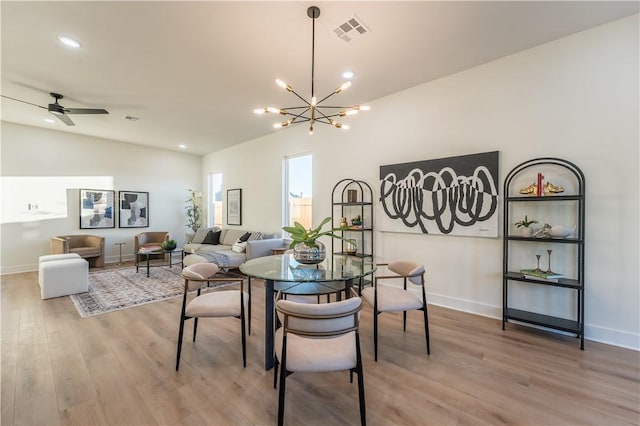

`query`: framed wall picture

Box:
[80,189,115,229]
[227,188,242,225]
[119,191,149,228]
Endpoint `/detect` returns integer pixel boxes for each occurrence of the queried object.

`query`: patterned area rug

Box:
[70,266,185,318]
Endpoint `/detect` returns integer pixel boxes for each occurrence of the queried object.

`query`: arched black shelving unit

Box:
[502,157,585,349]
[331,178,374,293]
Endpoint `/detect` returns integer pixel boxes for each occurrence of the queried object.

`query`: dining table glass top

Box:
[240,253,376,282]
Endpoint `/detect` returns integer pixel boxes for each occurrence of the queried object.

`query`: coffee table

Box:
[240,253,376,370]
[136,247,183,277]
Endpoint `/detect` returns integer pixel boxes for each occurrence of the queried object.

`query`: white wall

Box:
[203,15,639,349]
[0,122,202,274]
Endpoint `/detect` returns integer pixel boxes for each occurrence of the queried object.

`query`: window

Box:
[284,154,312,231]
[208,172,223,227]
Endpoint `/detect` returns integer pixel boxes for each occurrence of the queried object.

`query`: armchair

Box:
[50,235,105,268]
[134,231,170,261]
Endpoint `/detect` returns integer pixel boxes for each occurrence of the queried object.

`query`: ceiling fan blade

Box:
[64,108,109,115]
[53,113,75,126]
[1,94,47,109]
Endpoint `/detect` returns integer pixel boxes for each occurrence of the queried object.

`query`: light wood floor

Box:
[2,266,639,426]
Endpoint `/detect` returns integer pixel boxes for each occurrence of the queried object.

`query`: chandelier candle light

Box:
[254,6,370,135]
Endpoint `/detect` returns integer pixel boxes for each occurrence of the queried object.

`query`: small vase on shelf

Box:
[345,239,357,255]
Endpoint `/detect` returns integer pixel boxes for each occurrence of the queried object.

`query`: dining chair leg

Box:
[176,291,189,371]
[273,358,279,389]
[403,311,407,332]
[192,317,199,341]
[373,311,379,362]
[277,341,288,426]
[356,335,367,426]
[176,316,186,371]
[423,305,431,355]
[248,277,252,335]
[241,314,247,368]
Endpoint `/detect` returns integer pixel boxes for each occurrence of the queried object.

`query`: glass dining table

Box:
[240,253,376,370]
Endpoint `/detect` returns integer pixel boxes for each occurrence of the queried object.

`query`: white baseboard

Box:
[425,291,639,352]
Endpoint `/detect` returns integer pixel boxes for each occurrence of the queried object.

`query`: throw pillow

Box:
[248,232,263,241]
[192,228,210,244]
[231,242,247,253]
[237,232,251,243]
[201,230,221,245]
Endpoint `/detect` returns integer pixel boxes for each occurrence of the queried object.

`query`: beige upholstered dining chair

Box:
[361,261,430,361]
[175,263,248,370]
[274,296,366,426]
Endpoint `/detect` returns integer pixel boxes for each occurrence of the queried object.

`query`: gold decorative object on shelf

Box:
[545,249,557,274]
[340,217,348,228]
[544,182,564,194]
[519,183,538,195]
[534,254,543,273]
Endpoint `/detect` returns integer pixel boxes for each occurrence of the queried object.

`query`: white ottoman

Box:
[38,257,89,300]
[39,253,81,264]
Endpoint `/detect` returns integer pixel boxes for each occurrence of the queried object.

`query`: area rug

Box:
[70,266,185,318]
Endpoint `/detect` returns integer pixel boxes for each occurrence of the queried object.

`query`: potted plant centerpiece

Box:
[161,239,177,251]
[283,216,347,264]
[515,215,538,237]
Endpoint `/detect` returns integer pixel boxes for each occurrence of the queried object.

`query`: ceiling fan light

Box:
[356,105,371,111]
[267,107,281,114]
[254,108,266,115]
[57,36,81,48]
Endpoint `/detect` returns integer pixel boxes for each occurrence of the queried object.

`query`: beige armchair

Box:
[50,235,105,267]
[134,231,170,260]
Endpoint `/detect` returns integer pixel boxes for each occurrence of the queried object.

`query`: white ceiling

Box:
[1,1,638,155]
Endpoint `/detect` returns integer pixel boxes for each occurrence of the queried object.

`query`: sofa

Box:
[183,227,284,269]
[50,234,105,267]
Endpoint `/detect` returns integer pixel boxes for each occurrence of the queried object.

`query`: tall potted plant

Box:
[283,216,347,264]
[185,189,203,233]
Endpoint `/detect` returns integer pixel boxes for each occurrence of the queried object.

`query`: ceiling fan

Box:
[1,92,109,126]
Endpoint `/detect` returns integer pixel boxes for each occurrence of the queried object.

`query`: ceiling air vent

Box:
[333,15,369,43]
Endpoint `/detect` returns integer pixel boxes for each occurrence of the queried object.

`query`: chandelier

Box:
[254,6,369,135]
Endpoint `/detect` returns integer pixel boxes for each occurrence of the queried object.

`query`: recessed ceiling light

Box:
[43,118,56,124]
[342,71,355,79]
[57,36,81,48]
[178,144,187,149]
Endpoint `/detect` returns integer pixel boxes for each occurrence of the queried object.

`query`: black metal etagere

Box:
[331,179,374,293]
[502,157,585,349]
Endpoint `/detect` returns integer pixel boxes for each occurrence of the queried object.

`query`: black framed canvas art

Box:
[80,189,115,229]
[119,191,149,228]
